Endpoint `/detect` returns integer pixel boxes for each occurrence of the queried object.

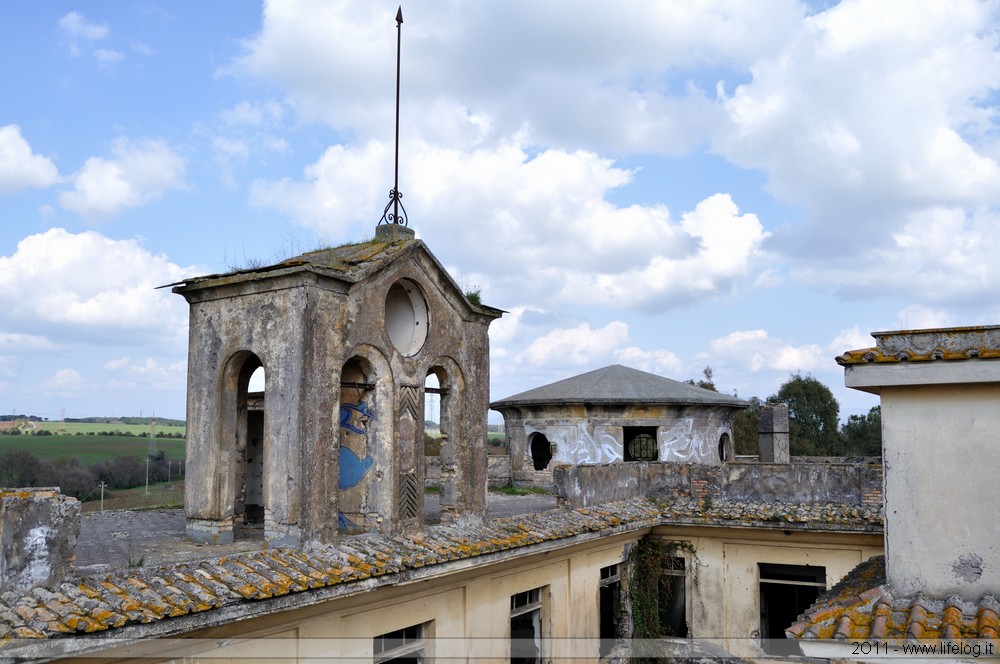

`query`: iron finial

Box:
[379,5,408,227]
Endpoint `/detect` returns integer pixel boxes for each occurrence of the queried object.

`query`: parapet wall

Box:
[0,488,79,593]
[553,460,883,509]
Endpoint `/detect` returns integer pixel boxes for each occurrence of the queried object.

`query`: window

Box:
[374,622,430,663]
[511,587,545,663]
[659,557,688,638]
[528,432,552,470]
[718,432,732,462]
[623,426,658,461]
[599,564,622,658]
[759,563,826,656]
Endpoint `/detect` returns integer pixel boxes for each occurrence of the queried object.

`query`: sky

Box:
[2,0,1000,423]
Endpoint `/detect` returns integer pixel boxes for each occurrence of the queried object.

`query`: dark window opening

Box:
[374,622,428,663]
[718,432,731,462]
[659,557,688,638]
[624,426,658,462]
[599,564,621,658]
[759,563,826,657]
[243,409,264,524]
[529,432,552,471]
[511,587,543,663]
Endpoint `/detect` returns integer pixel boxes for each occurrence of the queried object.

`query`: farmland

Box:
[21,421,185,437]
[0,434,185,464]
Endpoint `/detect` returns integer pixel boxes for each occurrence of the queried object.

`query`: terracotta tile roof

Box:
[0,497,882,657]
[787,556,1000,641]
[657,498,883,532]
[0,499,662,653]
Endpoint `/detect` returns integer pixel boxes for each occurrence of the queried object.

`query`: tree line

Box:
[0,450,184,501]
[689,368,881,457]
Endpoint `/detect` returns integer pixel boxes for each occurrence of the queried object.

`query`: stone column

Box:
[758,403,790,463]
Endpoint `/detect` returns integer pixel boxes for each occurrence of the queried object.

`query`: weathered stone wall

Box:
[553,460,884,508]
[503,403,739,484]
[0,488,79,593]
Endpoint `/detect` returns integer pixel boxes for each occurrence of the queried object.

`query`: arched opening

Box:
[529,432,553,471]
[225,352,265,538]
[424,361,464,523]
[339,356,377,534]
[423,372,442,524]
[718,432,732,463]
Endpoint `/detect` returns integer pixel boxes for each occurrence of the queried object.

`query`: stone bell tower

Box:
[172,224,502,546]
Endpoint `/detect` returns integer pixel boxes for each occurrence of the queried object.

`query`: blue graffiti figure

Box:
[339,446,373,490]
[338,512,360,531]
[339,401,376,435]
[338,400,376,490]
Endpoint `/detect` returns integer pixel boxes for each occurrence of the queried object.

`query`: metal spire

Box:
[379,6,408,227]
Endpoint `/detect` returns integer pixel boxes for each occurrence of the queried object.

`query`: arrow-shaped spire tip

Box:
[396,6,403,25]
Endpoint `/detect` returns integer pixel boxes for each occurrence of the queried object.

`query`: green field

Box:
[81,480,184,513]
[27,421,186,436]
[0,435,185,464]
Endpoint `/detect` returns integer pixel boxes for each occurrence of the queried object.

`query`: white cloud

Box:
[253,135,768,312]
[795,206,1000,303]
[612,347,684,375]
[894,304,957,331]
[704,329,826,373]
[0,125,60,193]
[230,0,802,153]
[40,368,89,396]
[105,357,186,391]
[94,49,124,67]
[715,0,1000,256]
[58,12,109,42]
[59,138,186,219]
[220,100,285,127]
[0,228,200,348]
[519,321,629,367]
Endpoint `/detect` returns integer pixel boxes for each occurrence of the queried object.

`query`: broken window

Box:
[373,621,430,663]
[623,426,658,462]
[511,587,546,663]
[759,563,826,656]
[658,556,688,638]
[599,563,622,658]
[528,432,552,470]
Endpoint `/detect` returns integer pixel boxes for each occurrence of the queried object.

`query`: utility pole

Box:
[98,481,106,513]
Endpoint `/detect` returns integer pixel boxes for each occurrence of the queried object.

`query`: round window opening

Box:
[384,279,428,356]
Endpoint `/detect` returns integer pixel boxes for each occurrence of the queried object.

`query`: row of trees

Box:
[0,450,184,501]
[690,368,881,457]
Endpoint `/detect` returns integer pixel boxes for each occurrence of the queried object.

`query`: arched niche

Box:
[337,346,393,534]
[219,350,266,539]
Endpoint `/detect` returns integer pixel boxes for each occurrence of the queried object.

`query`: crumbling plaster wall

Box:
[184,275,327,546]
[0,489,79,594]
[182,247,494,544]
[339,251,493,532]
[503,404,736,483]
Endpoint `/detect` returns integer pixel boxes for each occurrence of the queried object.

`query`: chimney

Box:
[0,488,79,593]
[758,403,789,464]
[838,325,1000,601]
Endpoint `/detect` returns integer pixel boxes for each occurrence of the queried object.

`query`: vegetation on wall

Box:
[628,537,696,640]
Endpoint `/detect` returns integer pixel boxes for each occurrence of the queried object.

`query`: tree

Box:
[769,373,841,456]
[840,406,881,456]
[686,366,717,392]
[733,396,764,455]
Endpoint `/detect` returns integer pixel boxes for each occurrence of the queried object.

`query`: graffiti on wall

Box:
[528,423,621,465]
[339,400,376,530]
[659,417,720,463]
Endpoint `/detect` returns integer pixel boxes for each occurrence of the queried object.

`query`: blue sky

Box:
[2,0,1000,422]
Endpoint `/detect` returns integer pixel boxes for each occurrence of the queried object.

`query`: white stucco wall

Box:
[880,383,1000,600]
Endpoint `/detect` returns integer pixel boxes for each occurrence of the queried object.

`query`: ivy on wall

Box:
[628,536,697,640]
